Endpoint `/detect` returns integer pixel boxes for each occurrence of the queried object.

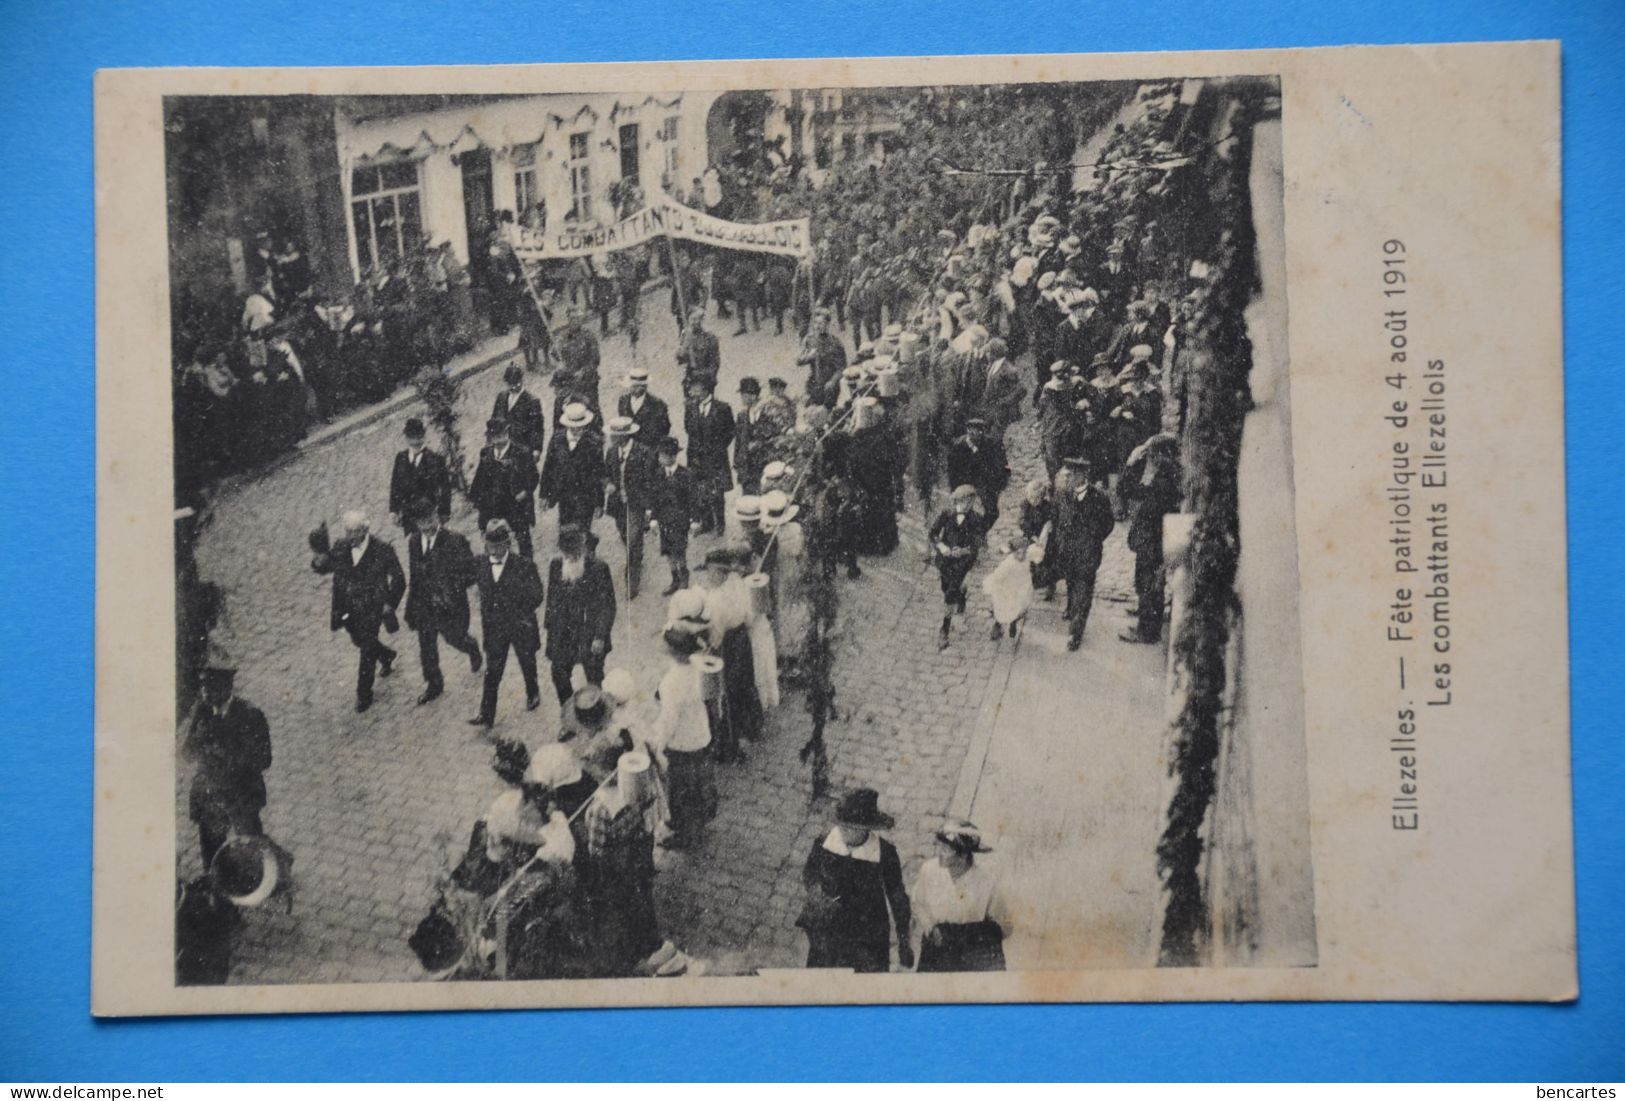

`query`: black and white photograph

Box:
[160,70,1316,992]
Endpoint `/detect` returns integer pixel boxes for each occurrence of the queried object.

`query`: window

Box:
[568,131,592,220]
[350,162,422,274]
[660,116,681,185]
[841,134,856,161]
[618,123,640,182]
[814,136,833,170]
[512,144,539,220]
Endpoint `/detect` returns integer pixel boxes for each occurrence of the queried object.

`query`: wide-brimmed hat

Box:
[209,835,281,907]
[525,742,583,789]
[560,403,593,429]
[935,818,993,855]
[606,415,638,436]
[836,788,895,830]
[760,490,799,526]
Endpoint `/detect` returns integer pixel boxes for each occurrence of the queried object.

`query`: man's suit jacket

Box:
[543,557,616,663]
[330,536,406,634]
[684,397,736,488]
[616,391,671,443]
[604,438,659,519]
[388,447,452,520]
[979,359,1026,432]
[945,435,1011,498]
[475,552,544,653]
[405,527,477,635]
[539,431,606,512]
[1055,312,1110,371]
[649,463,695,553]
[733,402,779,483]
[1054,485,1116,577]
[469,443,538,530]
[491,389,546,455]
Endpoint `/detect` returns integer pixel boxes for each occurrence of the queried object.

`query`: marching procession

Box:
[176,76,1258,984]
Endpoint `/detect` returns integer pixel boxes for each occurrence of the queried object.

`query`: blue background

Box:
[1,0,1620,1081]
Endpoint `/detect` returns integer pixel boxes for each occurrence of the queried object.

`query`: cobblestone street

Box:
[180,294,1142,983]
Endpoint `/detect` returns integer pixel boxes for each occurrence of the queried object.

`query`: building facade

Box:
[332,92,721,279]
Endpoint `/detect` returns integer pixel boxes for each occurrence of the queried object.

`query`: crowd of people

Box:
[180,78,1232,982]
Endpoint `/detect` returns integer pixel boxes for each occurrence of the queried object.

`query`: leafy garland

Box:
[1153,87,1267,966]
[413,365,470,495]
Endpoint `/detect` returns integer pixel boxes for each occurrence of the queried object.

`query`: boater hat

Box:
[836,788,895,830]
[606,416,638,436]
[626,366,651,384]
[560,402,593,429]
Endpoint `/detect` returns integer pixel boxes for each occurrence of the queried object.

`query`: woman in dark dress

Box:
[798,788,913,972]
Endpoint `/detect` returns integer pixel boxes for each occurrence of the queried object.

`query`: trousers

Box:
[346,621,396,704]
[480,637,539,720]
[417,625,480,689]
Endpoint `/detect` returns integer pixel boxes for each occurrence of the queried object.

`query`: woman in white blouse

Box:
[909,819,1014,972]
[651,628,716,849]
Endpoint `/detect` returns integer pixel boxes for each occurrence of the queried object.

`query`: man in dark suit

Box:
[539,401,605,533]
[543,527,617,704]
[796,307,847,408]
[183,665,272,868]
[387,417,452,534]
[1053,458,1118,651]
[649,436,696,595]
[683,376,735,534]
[492,363,546,456]
[676,306,721,389]
[403,501,482,706]
[945,418,1011,531]
[1093,239,1137,319]
[326,510,406,712]
[469,417,539,559]
[602,417,659,600]
[1119,436,1182,644]
[733,376,777,496]
[616,366,671,441]
[469,519,544,728]
[1055,289,1111,374]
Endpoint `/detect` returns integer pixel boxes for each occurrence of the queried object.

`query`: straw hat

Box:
[524,742,583,789]
[560,402,593,429]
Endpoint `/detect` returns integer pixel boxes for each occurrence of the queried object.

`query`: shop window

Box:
[350,162,423,273]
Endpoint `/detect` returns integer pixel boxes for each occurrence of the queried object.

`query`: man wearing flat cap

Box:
[387,417,451,535]
[733,376,778,496]
[643,439,700,600]
[469,417,539,559]
[553,304,603,428]
[616,366,670,443]
[796,307,847,410]
[492,363,546,457]
[676,306,720,390]
[945,417,1010,530]
[603,416,659,600]
[1052,458,1117,651]
[183,664,272,869]
[470,519,544,728]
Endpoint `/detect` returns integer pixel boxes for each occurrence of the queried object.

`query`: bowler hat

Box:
[404,417,427,438]
[835,788,895,830]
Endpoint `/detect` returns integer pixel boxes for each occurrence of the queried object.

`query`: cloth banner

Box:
[512,196,810,260]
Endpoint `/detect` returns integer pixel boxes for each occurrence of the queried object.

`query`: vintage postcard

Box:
[93,41,1572,1015]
